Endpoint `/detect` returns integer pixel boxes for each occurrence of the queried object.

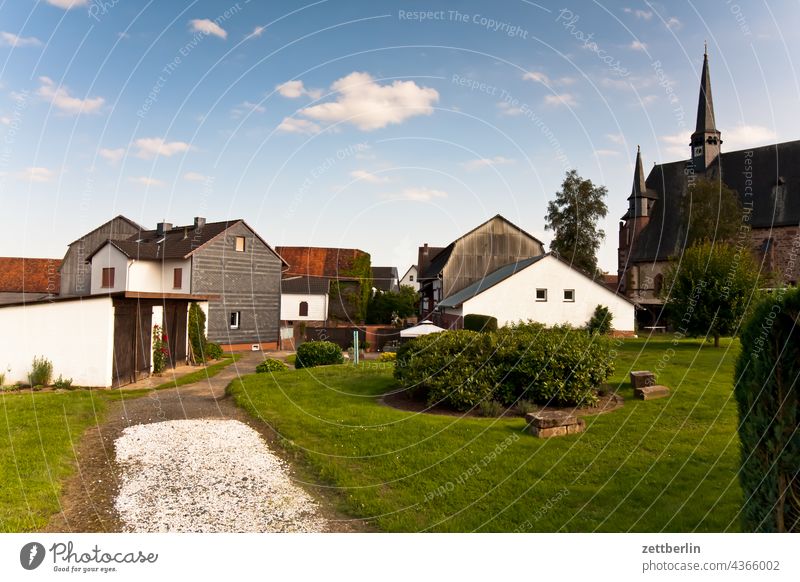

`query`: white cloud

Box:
[666,17,682,29]
[37,76,105,114]
[640,94,658,105]
[133,137,191,159]
[497,101,523,116]
[117,32,130,40]
[183,172,208,182]
[246,26,265,39]
[629,40,647,51]
[99,148,124,164]
[543,93,577,107]
[661,132,690,158]
[0,116,10,125]
[45,0,87,9]
[19,167,53,182]
[350,169,389,183]
[523,71,576,86]
[462,156,516,170]
[723,124,778,150]
[275,80,322,100]
[296,72,439,131]
[388,187,448,202]
[277,117,321,135]
[129,176,165,187]
[189,19,227,40]
[1,31,42,47]
[231,100,266,117]
[593,149,621,157]
[624,8,653,20]
[606,133,625,145]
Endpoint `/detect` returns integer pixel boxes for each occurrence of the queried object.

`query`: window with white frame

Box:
[229,311,241,329]
[563,289,575,302]
[535,288,547,302]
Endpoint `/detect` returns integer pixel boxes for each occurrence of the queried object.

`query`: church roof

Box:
[695,47,718,134]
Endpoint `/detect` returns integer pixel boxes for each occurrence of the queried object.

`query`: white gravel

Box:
[114,419,328,532]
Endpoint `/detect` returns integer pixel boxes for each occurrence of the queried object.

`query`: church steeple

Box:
[627,146,654,218]
[690,44,722,172]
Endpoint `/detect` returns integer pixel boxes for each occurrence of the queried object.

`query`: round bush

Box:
[295,341,344,369]
[255,358,288,373]
[204,342,224,360]
[377,352,397,362]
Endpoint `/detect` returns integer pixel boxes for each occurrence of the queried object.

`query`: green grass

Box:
[0,354,241,530]
[0,391,104,532]
[229,338,745,532]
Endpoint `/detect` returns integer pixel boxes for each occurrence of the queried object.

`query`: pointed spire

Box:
[695,46,717,133]
[630,145,646,199]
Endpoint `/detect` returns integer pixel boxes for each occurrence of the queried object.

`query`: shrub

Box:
[188,303,207,363]
[587,305,613,335]
[29,356,53,387]
[464,314,498,333]
[514,399,538,416]
[735,287,800,532]
[256,358,288,373]
[377,352,397,363]
[0,372,4,387]
[395,322,614,410]
[152,325,168,374]
[204,342,224,360]
[477,400,504,417]
[53,375,74,390]
[295,341,344,369]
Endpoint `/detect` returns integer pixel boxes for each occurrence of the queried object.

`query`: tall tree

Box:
[662,241,764,347]
[545,169,608,275]
[681,177,743,247]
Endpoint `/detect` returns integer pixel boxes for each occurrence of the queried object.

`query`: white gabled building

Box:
[436,253,635,333]
[399,264,419,291]
[280,276,330,323]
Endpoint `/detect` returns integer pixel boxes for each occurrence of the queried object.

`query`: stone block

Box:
[526,413,585,438]
[634,385,670,400]
[630,370,655,388]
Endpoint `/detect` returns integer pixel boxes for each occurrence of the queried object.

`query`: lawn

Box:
[0,355,239,531]
[229,338,745,532]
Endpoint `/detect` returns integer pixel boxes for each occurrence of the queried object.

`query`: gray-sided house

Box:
[86,217,286,350]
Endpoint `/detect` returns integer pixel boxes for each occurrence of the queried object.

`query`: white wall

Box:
[0,297,115,387]
[280,293,328,321]
[460,256,635,331]
[90,244,128,294]
[128,258,192,294]
[400,265,419,291]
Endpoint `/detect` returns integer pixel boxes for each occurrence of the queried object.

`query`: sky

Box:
[1,0,799,274]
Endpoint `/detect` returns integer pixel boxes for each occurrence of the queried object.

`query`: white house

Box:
[400,264,419,291]
[436,253,635,332]
[88,240,192,296]
[280,276,329,322]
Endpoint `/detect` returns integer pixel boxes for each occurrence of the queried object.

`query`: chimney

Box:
[156,222,172,236]
[194,216,206,230]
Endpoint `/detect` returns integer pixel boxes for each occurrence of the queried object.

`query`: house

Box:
[0,292,210,387]
[619,47,800,327]
[276,246,371,322]
[436,253,635,333]
[0,257,61,305]
[417,214,545,322]
[59,215,142,296]
[400,264,419,291]
[86,217,286,351]
[371,266,399,293]
[280,276,330,323]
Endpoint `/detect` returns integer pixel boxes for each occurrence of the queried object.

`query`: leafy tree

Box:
[545,169,608,275]
[681,177,743,247]
[663,241,764,347]
[586,305,613,335]
[366,285,418,324]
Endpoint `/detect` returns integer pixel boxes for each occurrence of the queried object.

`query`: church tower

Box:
[618,146,657,290]
[690,45,722,173]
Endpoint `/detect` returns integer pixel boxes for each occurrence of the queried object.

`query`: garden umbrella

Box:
[400,320,446,338]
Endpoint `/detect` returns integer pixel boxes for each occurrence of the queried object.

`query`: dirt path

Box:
[44,353,361,533]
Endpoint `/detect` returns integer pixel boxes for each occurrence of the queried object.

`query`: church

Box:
[617,47,800,328]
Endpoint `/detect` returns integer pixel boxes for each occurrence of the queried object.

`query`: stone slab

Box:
[630,370,656,388]
[528,418,586,438]
[525,410,579,429]
[634,385,670,400]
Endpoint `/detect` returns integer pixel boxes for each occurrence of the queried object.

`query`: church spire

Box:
[631,145,646,199]
[627,145,654,218]
[690,46,722,172]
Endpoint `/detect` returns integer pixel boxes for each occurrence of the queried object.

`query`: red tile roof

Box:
[0,258,62,293]
[275,247,369,279]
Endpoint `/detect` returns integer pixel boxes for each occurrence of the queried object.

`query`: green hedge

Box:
[464,314,498,333]
[295,341,344,369]
[394,322,614,411]
[256,358,288,373]
[735,287,800,532]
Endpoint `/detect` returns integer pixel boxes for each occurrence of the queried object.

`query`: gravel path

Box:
[114,419,328,533]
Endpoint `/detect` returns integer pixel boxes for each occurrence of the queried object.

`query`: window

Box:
[535,288,547,302]
[101,267,115,288]
[173,268,183,289]
[235,236,246,252]
[409,275,414,282]
[298,301,309,317]
[563,289,575,302]
[229,311,241,329]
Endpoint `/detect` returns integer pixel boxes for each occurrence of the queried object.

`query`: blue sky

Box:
[1,0,798,273]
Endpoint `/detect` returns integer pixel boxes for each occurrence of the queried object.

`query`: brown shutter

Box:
[102,268,115,288]
[173,268,182,289]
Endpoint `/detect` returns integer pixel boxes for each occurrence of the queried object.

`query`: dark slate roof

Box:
[436,256,544,308]
[371,266,399,292]
[281,276,330,294]
[630,140,800,262]
[696,50,718,133]
[419,244,453,280]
